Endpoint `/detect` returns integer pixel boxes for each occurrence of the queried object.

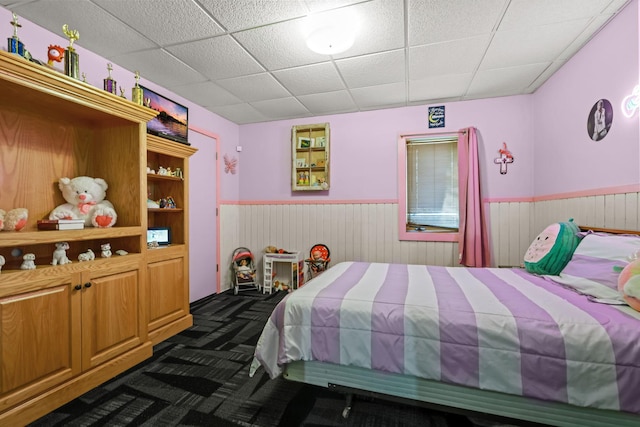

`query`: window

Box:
[398,133,459,242]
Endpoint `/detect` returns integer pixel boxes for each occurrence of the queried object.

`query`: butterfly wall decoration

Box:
[224,154,237,174]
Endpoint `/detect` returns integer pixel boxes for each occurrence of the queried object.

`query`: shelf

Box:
[0,226,143,246]
[147,208,184,213]
[292,123,330,192]
[147,174,183,182]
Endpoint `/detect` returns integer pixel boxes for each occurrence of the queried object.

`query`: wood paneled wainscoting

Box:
[219,192,640,293]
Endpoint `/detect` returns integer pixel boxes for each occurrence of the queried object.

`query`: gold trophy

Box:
[62,24,80,79]
[131,71,143,105]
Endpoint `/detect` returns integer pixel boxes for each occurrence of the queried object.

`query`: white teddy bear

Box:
[49,176,117,228]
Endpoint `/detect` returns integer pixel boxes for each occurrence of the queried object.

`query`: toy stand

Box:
[263,251,304,294]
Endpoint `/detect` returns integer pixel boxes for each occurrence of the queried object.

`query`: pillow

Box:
[524,218,581,275]
[549,232,640,300]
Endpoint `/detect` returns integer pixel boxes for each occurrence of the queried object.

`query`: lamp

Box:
[303,9,358,55]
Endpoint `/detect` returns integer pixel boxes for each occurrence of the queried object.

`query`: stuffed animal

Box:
[264,246,291,254]
[51,241,72,266]
[4,208,28,231]
[0,209,5,230]
[0,254,5,273]
[524,218,581,275]
[49,176,117,228]
[618,259,640,311]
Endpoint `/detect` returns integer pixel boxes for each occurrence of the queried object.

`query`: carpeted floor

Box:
[29,289,529,427]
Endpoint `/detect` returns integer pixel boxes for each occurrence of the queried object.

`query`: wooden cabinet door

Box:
[147,254,191,343]
[81,264,143,370]
[0,276,81,413]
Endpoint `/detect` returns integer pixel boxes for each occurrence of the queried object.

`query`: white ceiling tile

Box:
[110,49,207,89]
[199,0,310,32]
[409,36,491,80]
[209,103,268,125]
[499,0,613,30]
[217,73,291,102]
[350,82,407,109]
[166,35,264,80]
[3,0,631,124]
[336,50,405,88]
[297,90,358,114]
[250,97,312,121]
[273,62,345,96]
[93,0,224,46]
[409,74,472,102]
[170,81,242,108]
[234,18,328,70]
[408,0,506,46]
[11,1,156,57]
[481,20,591,69]
[466,63,550,99]
[331,0,405,59]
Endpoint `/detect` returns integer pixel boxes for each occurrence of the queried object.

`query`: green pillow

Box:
[524,218,581,275]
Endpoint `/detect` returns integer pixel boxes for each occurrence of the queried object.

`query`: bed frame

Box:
[281,226,640,427]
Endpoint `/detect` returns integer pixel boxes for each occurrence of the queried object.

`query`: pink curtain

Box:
[458,127,491,267]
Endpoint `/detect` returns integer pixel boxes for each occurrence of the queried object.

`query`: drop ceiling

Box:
[0,0,631,125]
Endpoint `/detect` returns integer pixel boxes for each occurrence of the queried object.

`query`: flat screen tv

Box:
[140,85,189,145]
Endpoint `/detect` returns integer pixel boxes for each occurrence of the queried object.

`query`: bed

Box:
[249,226,640,427]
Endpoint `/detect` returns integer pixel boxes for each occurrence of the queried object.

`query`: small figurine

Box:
[101,243,112,258]
[0,254,5,273]
[47,45,64,66]
[174,167,183,179]
[21,253,36,270]
[51,241,72,266]
[78,249,95,262]
[115,249,128,256]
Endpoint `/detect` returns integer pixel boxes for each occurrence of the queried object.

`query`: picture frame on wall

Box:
[298,137,312,149]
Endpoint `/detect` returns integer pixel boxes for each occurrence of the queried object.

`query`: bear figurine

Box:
[49,176,117,228]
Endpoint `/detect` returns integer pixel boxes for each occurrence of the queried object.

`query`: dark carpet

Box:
[29,289,527,427]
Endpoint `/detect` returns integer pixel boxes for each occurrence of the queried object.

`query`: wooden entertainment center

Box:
[0,50,196,425]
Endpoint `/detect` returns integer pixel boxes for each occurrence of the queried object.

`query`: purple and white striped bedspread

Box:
[250,262,640,414]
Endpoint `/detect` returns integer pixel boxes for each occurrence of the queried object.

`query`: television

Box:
[140,85,189,145]
[147,226,172,246]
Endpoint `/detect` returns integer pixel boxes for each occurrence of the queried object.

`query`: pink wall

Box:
[238,95,535,201]
[533,0,639,196]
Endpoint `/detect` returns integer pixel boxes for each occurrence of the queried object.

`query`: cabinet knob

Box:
[74,284,82,290]
[84,282,92,288]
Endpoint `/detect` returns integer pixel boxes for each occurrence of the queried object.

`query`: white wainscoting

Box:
[219,192,640,293]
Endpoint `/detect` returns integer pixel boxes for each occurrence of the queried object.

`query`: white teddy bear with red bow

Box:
[49,176,117,228]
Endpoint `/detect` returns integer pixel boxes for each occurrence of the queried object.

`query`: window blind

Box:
[406,137,458,230]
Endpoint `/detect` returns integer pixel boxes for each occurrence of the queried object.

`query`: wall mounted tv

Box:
[140,85,189,145]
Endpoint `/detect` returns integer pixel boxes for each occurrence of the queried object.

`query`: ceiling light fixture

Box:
[303,9,359,55]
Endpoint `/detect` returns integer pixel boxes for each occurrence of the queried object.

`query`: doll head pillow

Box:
[618,259,640,311]
[524,218,581,276]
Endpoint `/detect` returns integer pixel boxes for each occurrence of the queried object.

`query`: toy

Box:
[49,176,117,228]
[101,243,112,258]
[4,208,28,231]
[0,255,5,272]
[51,241,72,265]
[47,44,64,66]
[618,259,640,311]
[21,253,36,270]
[78,249,95,262]
[264,246,291,254]
[524,218,581,276]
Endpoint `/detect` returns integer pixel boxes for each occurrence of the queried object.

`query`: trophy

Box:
[131,71,143,105]
[103,63,117,94]
[8,12,24,56]
[62,24,80,79]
